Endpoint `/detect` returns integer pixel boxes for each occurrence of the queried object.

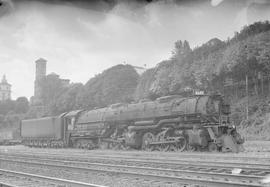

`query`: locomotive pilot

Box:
[221,126,244,153]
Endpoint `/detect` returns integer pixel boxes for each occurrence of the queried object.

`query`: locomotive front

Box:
[199,94,244,152]
[140,94,245,152]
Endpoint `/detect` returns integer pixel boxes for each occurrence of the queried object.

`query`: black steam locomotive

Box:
[21,94,244,152]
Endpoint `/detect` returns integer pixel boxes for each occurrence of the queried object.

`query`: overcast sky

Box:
[0,0,270,99]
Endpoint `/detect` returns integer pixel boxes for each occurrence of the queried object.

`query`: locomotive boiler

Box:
[21,94,244,152]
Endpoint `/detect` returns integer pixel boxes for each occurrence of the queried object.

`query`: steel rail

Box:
[46,153,270,169]
[1,152,269,172]
[0,168,106,187]
[0,156,263,187]
[2,148,270,168]
[0,182,20,187]
[2,148,270,162]
[1,154,268,175]
[1,149,270,166]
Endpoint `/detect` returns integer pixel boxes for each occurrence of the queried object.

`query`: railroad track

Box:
[1,148,270,165]
[1,148,270,164]
[0,168,106,187]
[0,155,265,187]
[1,148,270,186]
[1,152,270,175]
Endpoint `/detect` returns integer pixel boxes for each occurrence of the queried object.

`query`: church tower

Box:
[0,75,11,101]
[33,58,47,105]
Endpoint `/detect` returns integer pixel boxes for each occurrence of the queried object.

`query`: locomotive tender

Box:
[21,94,244,152]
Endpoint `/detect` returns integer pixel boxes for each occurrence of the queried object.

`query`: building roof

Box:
[0,75,11,86]
[35,58,47,63]
[47,72,60,78]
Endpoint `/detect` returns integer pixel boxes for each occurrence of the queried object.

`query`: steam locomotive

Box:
[21,94,244,152]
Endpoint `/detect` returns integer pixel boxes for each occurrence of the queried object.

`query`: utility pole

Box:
[246,74,249,121]
[245,45,249,121]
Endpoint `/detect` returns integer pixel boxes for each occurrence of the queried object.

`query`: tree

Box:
[14,97,29,113]
[230,21,270,43]
[55,83,83,113]
[171,40,191,59]
[76,64,139,109]
[0,100,15,115]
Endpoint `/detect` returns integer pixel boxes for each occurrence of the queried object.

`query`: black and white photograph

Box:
[0,0,270,186]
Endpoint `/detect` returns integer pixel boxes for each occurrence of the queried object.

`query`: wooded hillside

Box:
[135,21,270,101]
[134,21,270,139]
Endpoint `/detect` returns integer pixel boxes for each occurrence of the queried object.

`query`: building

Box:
[31,58,70,106]
[34,58,47,103]
[31,58,47,105]
[0,75,11,101]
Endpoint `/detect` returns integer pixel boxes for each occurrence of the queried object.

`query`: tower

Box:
[35,58,47,80]
[33,58,47,105]
[0,75,11,101]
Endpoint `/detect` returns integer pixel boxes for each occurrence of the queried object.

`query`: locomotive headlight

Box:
[221,104,231,115]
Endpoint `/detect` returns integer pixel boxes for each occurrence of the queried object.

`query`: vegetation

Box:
[0,97,29,115]
[0,97,29,129]
[135,21,270,140]
[136,21,270,100]
[32,64,139,117]
[76,64,139,109]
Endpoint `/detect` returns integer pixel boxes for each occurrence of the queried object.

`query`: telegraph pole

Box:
[246,74,249,120]
[245,45,249,121]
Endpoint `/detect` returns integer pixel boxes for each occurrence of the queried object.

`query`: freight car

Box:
[21,94,244,152]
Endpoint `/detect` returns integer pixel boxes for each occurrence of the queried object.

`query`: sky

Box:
[0,0,270,100]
